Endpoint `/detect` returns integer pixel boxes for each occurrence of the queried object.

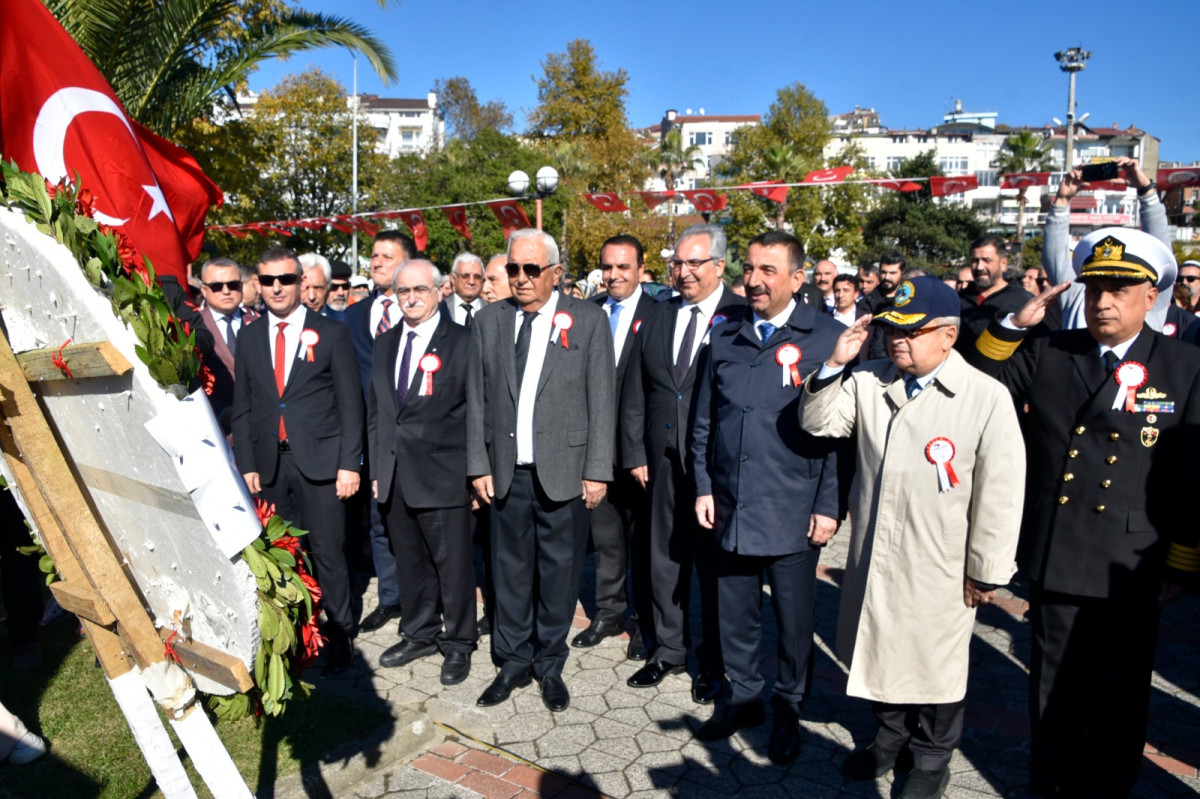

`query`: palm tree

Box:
[46,0,398,137]
[992,129,1054,251]
[645,127,702,244]
[763,144,808,230]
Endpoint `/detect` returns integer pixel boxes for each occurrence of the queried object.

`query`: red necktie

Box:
[376,299,393,337]
[274,322,288,441]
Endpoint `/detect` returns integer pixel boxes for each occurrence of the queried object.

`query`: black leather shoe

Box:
[695,701,765,741]
[626,660,685,688]
[768,699,802,764]
[440,652,472,686]
[359,604,402,633]
[691,672,724,705]
[626,632,649,661]
[538,675,571,712]
[842,742,911,780]
[321,636,353,676]
[476,616,491,636]
[571,618,623,648]
[900,766,950,799]
[476,671,533,707]
[379,639,438,668]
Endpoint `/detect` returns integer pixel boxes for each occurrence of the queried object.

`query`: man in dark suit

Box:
[467,229,615,712]
[197,257,258,435]
[831,274,869,328]
[232,247,363,674]
[343,230,418,634]
[691,230,843,763]
[620,224,745,704]
[369,259,477,686]
[439,252,486,327]
[572,235,657,657]
[966,228,1200,798]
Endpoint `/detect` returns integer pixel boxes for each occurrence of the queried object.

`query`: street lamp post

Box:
[1054,47,1092,172]
[507,166,560,230]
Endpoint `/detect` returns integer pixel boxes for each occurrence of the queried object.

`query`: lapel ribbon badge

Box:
[925,437,960,492]
[299,329,320,362]
[551,311,574,348]
[775,343,802,387]
[418,353,441,396]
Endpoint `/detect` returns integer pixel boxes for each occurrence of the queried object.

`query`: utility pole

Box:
[1054,47,1091,172]
[351,55,359,271]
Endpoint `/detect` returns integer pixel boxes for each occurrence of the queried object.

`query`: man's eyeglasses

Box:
[203,280,243,293]
[1177,276,1200,284]
[886,324,950,340]
[394,286,434,299]
[329,281,351,291]
[258,273,301,287]
[667,257,715,271]
[506,262,548,279]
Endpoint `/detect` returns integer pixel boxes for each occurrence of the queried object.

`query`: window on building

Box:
[976,170,998,187]
[724,131,732,145]
[939,156,970,174]
[886,156,906,171]
[690,131,711,146]
[866,156,877,170]
[891,135,908,144]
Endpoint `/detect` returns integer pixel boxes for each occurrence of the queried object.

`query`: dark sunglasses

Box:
[1177,276,1200,284]
[886,324,950,340]
[258,273,301,287]
[1037,278,1050,287]
[329,281,351,291]
[506,262,548,279]
[203,280,243,292]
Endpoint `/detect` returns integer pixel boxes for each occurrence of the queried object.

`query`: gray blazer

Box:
[466,293,616,503]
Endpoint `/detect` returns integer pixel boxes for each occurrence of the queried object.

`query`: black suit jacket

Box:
[619,286,746,478]
[232,309,363,485]
[199,306,259,432]
[368,314,471,508]
[344,290,380,401]
[967,323,1200,597]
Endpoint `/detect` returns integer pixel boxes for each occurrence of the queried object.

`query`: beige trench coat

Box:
[800,349,1024,704]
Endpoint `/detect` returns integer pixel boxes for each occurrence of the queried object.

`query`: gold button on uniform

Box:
[1074,426,1086,435]
[1110,432,1120,441]
[1058,496,1070,505]
[1101,479,1112,488]
[1107,455,1118,464]
[1095,505,1106,513]
[1069,449,1080,458]
[1063,473,1075,482]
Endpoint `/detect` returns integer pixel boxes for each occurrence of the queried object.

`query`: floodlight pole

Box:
[351,55,359,270]
[1055,47,1091,172]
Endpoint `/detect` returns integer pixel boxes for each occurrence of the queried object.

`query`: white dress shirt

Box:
[672,283,726,368]
[369,292,398,338]
[515,291,560,465]
[450,295,485,326]
[266,305,308,385]
[752,299,796,341]
[393,311,441,393]
[605,285,643,364]
[1099,334,1139,362]
[832,307,858,327]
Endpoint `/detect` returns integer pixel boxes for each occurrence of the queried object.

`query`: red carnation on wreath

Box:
[254,499,276,526]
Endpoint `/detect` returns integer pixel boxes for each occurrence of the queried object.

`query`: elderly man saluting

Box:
[800,276,1025,799]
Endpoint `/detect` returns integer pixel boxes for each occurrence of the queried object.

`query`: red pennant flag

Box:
[1158,167,1200,189]
[634,191,676,210]
[0,0,222,286]
[1000,172,1051,189]
[583,192,629,212]
[398,210,428,251]
[442,206,472,240]
[329,217,356,234]
[803,166,855,184]
[741,182,789,203]
[929,175,979,197]
[876,180,922,193]
[487,200,531,238]
[681,190,727,212]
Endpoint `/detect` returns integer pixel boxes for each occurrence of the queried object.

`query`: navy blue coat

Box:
[691,301,844,556]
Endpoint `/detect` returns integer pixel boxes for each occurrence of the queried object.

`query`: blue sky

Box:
[249,0,1200,162]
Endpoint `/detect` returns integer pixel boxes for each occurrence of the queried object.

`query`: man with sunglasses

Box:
[233,247,363,675]
[325,260,353,319]
[1176,260,1200,314]
[467,229,615,712]
[801,276,1024,798]
[197,257,258,435]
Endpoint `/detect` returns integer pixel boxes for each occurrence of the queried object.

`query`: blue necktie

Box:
[905,375,922,398]
[758,322,777,343]
[396,330,416,408]
[608,301,622,339]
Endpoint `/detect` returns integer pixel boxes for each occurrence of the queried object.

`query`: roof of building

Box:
[359,94,431,111]
[638,114,761,134]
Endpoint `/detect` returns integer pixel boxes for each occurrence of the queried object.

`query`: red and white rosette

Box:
[925,437,960,493]
[1163,323,1177,337]
[299,328,320,362]
[632,318,643,335]
[1111,361,1148,411]
[775,343,802,387]
[418,353,441,396]
[551,311,574,348]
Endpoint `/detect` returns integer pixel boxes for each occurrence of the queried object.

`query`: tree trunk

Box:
[1015,190,1028,265]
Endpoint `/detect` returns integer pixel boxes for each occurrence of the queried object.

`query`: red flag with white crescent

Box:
[876,180,922,193]
[1158,167,1200,189]
[803,166,854,184]
[1000,172,1051,189]
[398,210,428,251]
[584,192,629,212]
[681,190,727,212]
[486,200,531,238]
[0,0,222,286]
[1085,179,1128,192]
[741,182,789,203]
[634,190,676,210]
[442,206,472,240]
[929,175,979,197]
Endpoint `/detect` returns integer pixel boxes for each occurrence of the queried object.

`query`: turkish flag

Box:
[1000,172,1051,189]
[398,210,428,251]
[634,191,676,210]
[1158,167,1200,189]
[876,180,922,193]
[442,206,472,240]
[681,190,727,212]
[741,182,789,203]
[1085,180,1128,192]
[929,175,979,197]
[803,166,854,184]
[584,193,629,213]
[486,200,530,238]
[0,0,222,285]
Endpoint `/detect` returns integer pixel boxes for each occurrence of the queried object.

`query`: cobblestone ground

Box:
[317,526,1200,798]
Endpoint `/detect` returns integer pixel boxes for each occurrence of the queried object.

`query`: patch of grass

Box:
[1,615,392,798]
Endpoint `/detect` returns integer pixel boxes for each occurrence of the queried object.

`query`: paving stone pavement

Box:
[311,525,1200,798]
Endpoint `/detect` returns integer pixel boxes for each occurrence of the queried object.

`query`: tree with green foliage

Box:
[862,150,985,272]
[993,129,1054,251]
[1022,234,1045,269]
[433,76,513,141]
[46,0,398,138]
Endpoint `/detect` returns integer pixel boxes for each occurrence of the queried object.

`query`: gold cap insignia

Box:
[1136,387,1167,400]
